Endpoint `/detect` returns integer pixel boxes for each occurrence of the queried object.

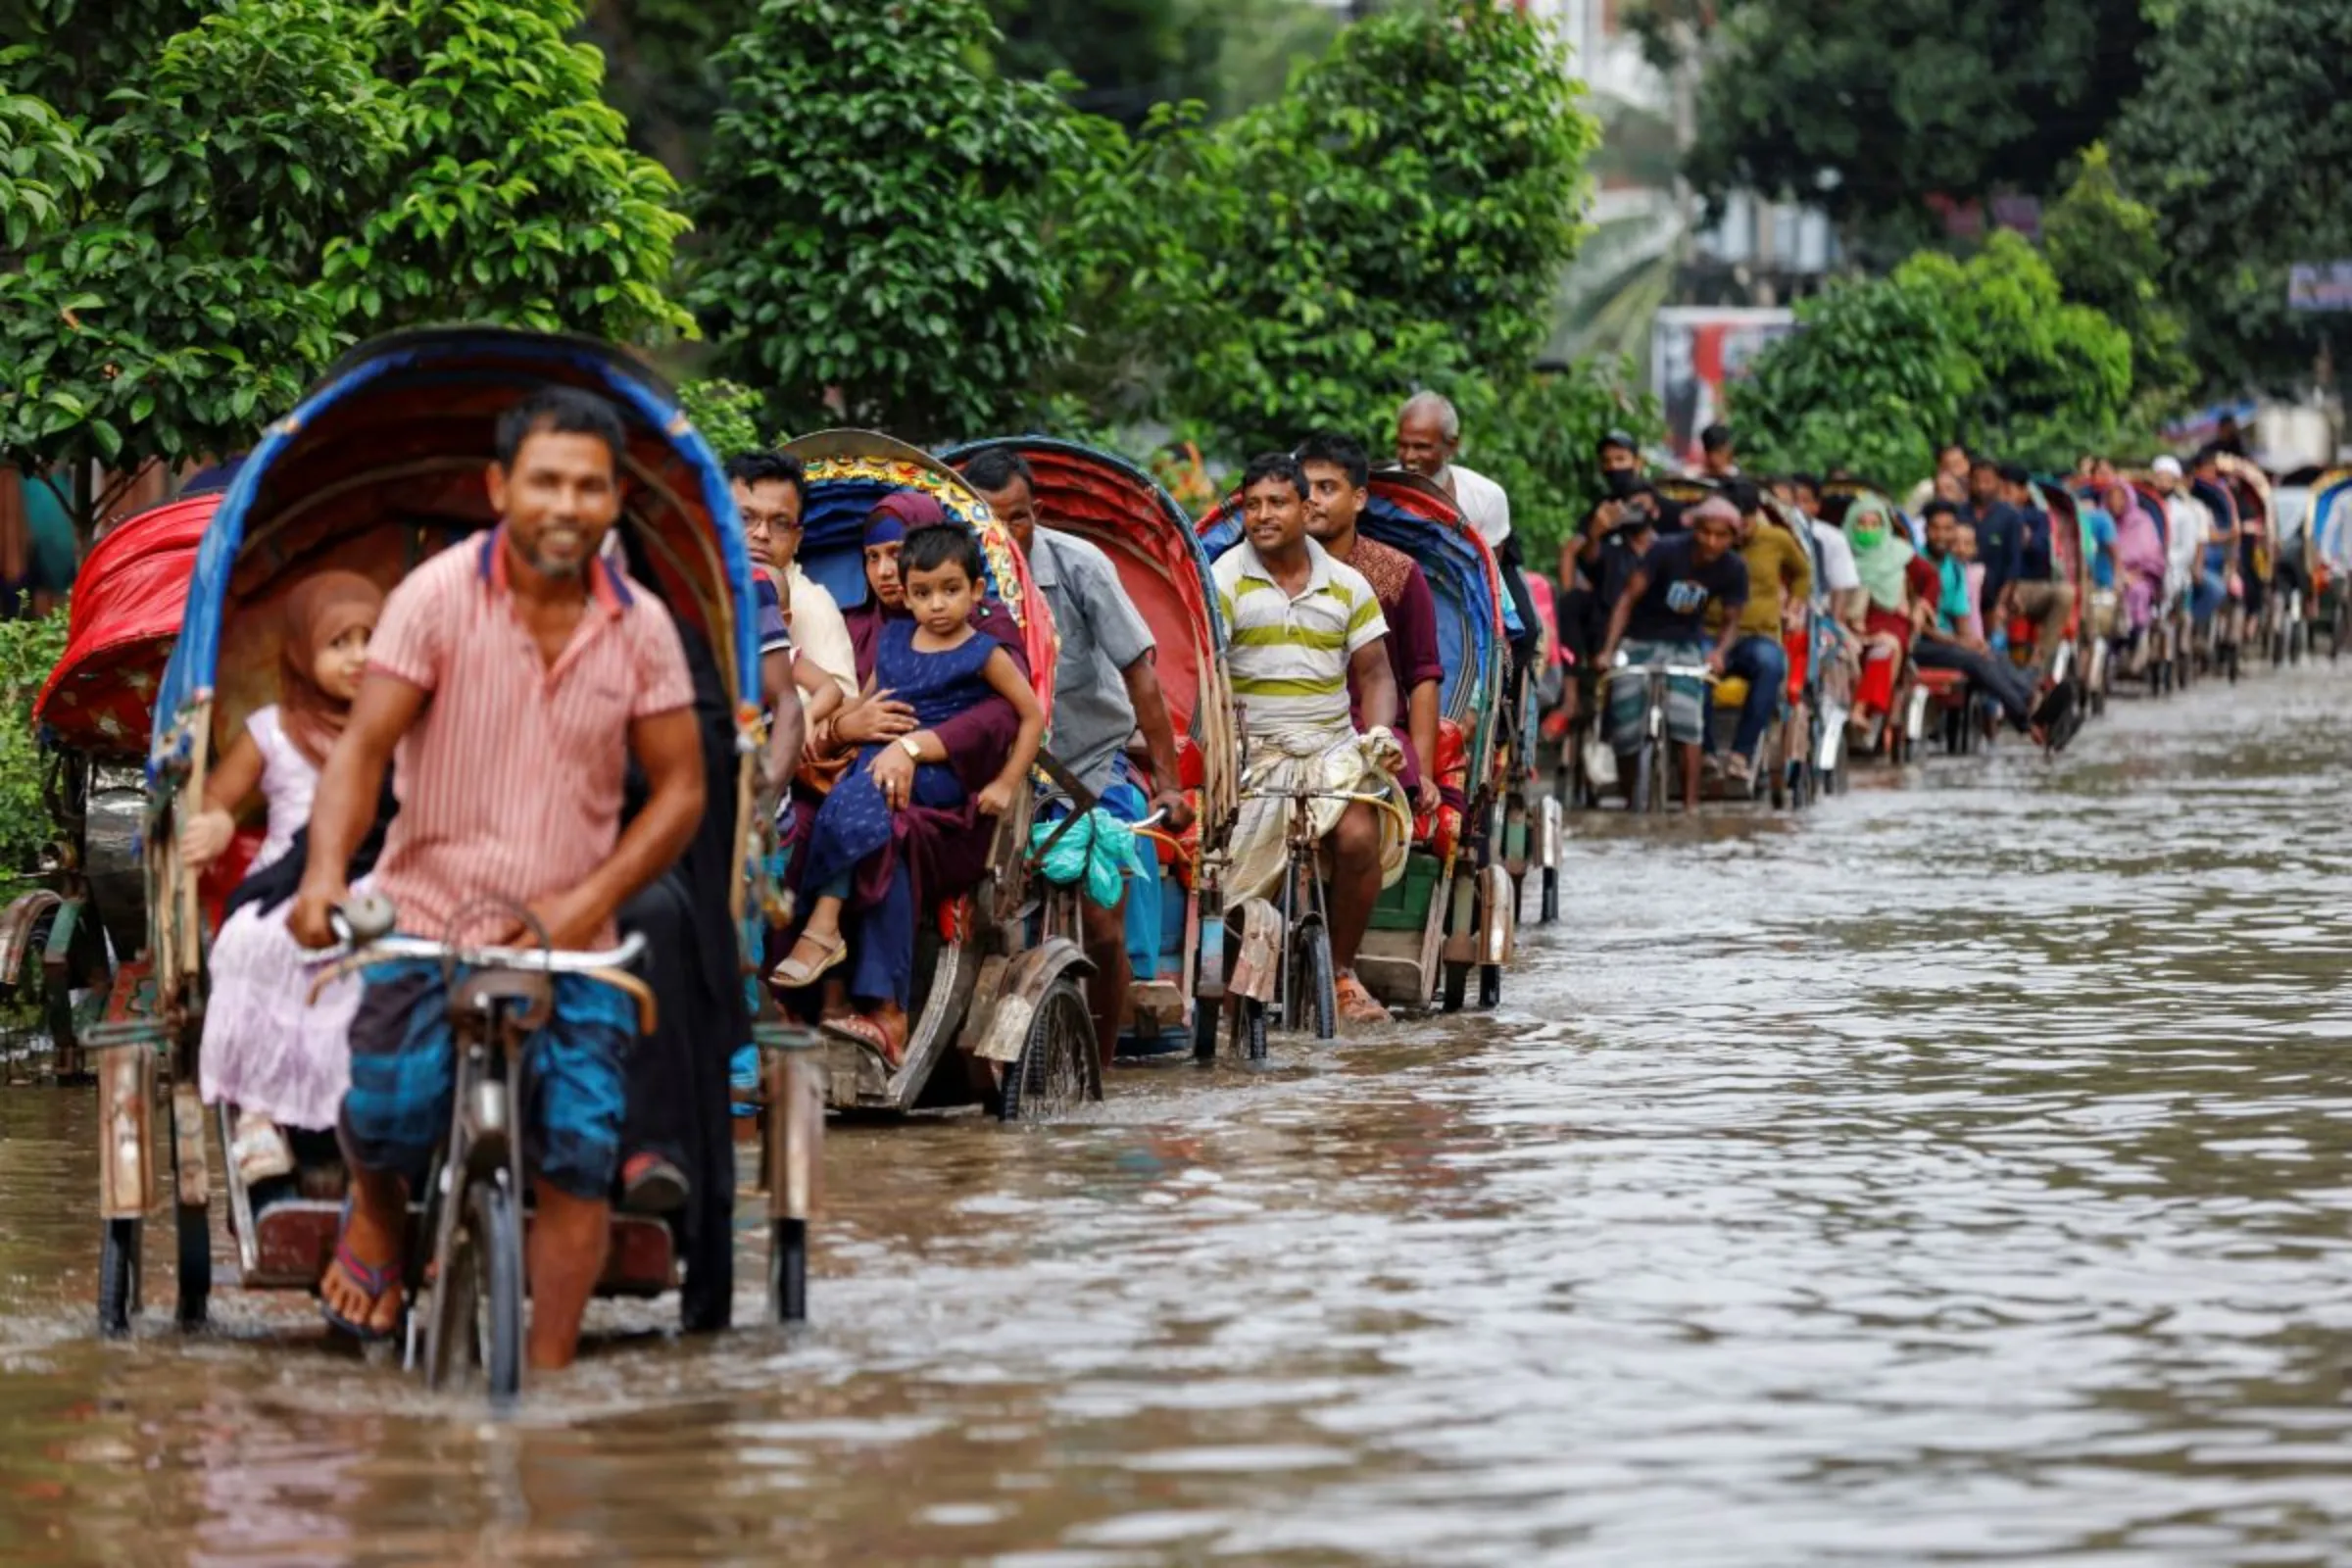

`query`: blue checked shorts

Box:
[338,957,635,1201]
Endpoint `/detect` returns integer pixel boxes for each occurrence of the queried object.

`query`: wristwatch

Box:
[898,736,922,760]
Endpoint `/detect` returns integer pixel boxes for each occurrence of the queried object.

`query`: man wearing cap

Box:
[1594,495,1749,810]
[2150,456,2221,627]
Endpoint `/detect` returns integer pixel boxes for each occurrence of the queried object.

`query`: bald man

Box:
[1395,390,1541,678]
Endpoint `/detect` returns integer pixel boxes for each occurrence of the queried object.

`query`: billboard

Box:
[1650,306,1795,466]
[2288,262,2352,313]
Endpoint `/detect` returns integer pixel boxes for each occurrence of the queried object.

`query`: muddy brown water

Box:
[6,671,2352,1566]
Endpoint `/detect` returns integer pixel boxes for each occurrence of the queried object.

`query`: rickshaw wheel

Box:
[1441,960,1469,1014]
[1628,744,1656,814]
[769,1218,808,1324]
[424,1178,522,1405]
[1288,922,1336,1042]
[1233,998,1269,1062]
[174,1200,210,1329]
[999,976,1100,1121]
[98,1217,141,1338]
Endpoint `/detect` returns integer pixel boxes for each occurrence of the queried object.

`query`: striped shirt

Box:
[366,530,696,948]
[1213,536,1388,741]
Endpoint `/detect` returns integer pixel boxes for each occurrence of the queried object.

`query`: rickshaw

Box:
[10,495,220,1081]
[2213,455,2296,668]
[781,430,1096,1117]
[2305,469,2352,659]
[1356,470,1515,1012]
[2113,472,2193,696]
[2022,478,2088,693]
[99,328,822,1400]
[939,437,1240,1061]
[1197,470,1514,1020]
[1820,487,1932,766]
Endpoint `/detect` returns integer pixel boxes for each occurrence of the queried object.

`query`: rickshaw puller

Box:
[291,387,706,1369]
[1215,454,1410,1027]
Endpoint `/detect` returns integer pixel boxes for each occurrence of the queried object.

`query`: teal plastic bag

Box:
[1030,808,1137,910]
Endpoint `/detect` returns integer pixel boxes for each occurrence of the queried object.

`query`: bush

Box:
[0,612,72,889]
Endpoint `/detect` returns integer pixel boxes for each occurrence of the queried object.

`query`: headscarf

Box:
[1845,504,1914,612]
[278,569,384,765]
[863,490,946,547]
[2111,483,2167,584]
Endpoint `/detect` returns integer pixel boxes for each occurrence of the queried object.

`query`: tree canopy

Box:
[0,0,689,539]
[2110,0,2352,391]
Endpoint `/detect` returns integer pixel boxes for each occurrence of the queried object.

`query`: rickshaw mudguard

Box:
[757,1025,825,1223]
[0,889,62,987]
[1226,896,1285,1006]
[1476,863,1515,967]
[962,938,1094,1066]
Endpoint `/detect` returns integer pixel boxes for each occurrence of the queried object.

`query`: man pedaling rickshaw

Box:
[962,445,1196,1070]
[1594,495,1749,810]
[290,387,707,1369]
[1215,454,1410,1027]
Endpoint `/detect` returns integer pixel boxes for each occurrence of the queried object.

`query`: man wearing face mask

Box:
[1596,430,1685,533]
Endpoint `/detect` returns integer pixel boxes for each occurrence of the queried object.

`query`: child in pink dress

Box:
[180,571,382,1182]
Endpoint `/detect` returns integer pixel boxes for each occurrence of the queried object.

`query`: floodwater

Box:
[7,670,2352,1566]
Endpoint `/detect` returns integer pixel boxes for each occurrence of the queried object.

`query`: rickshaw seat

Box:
[197,826,268,933]
[1914,666,1968,697]
[1712,677,1750,710]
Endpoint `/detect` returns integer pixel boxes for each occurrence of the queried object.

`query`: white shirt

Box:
[1810,518,1862,596]
[1441,463,1511,550]
[2163,494,2211,594]
[783,561,857,699]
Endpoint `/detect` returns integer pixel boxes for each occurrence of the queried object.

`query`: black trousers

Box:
[1913,638,2039,728]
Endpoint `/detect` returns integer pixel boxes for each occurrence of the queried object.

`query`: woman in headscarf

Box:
[1835,500,1929,728]
[2110,482,2169,636]
[784,493,1030,1063]
[181,570,384,1182]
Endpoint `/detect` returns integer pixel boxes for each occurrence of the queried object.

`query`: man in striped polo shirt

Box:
[291,386,707,1368]
[1214,453,1411,1025]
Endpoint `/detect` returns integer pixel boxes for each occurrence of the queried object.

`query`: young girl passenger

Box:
[768,524,1044,1044]
[181,571,383,1182]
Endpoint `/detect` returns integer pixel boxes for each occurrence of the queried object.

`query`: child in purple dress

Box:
[181,571,381,1181]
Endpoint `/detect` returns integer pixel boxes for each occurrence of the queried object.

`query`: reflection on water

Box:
[7,675,2352,1565]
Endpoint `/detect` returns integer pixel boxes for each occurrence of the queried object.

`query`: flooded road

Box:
[8,670,2352,1565]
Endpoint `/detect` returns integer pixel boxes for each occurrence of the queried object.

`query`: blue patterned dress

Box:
[798,619,1001,896]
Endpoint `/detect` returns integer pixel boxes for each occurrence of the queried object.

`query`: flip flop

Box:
[318,1199,404,1343]
[768,930,848,990]
[836,1012,905,1069]
[1334,973,1391,1026]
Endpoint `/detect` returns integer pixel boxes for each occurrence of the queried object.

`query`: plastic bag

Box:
[1030,808,1137,910]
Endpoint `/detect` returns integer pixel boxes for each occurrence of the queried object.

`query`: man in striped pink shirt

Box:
[292,386,706,1368]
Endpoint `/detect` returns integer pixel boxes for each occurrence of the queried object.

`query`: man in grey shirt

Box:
[966,447,1194,1068]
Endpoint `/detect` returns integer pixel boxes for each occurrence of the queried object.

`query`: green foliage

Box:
[1897,234,2133,467]
[2042,142,2189,397]
[1736,270,1979,485]
[0,0,691,542]
[1739,235,2134,480]
[1164,5,1600,458]
[1480,359,1666,562]
[677,377,771,459]
[1636,0,2145,247]
[0,610,68,880]
[690,0,1099,443]
[2112,0,2352,392]
[323,0,692,340]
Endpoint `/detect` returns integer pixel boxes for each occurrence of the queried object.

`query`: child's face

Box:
[313,622,372,703]
[903,560,975,637]
[1955,524,1979,564]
